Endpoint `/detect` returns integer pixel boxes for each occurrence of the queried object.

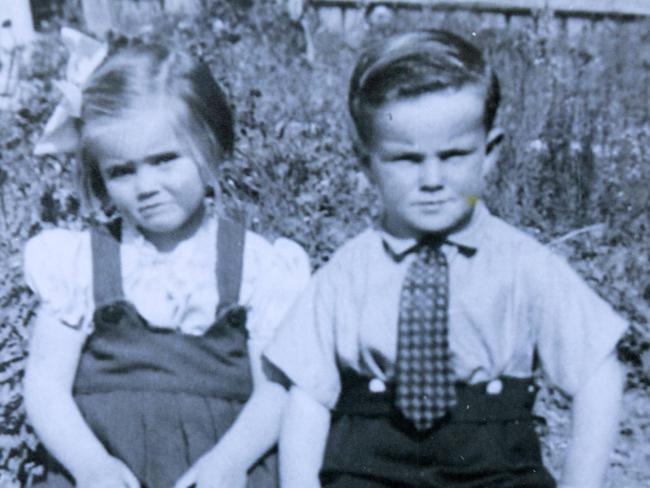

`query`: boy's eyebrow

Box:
[100,159,132,170]
[438,147,477,158]
[376,140,422,154]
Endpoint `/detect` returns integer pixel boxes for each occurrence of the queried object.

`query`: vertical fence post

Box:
[81,0,113,36]
[0,0,34,107]
[0,0,35,45]
[164,0,204,15]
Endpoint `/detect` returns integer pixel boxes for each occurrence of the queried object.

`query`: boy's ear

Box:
[483,127,504,177]
[353,139,375,183]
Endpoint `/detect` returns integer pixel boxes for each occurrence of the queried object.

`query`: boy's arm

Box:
[174,341,287,488]
[280,386,331,488]
[560,351,625,488]
[24,309,139,488]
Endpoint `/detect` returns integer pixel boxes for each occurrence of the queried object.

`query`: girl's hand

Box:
[74,455,140,488]
[173,449,247,488]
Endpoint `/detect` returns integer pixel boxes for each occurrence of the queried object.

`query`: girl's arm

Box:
[280,386,331,488]
[174,341,288,488]
[559,351,625,488]
[24,309,139,488]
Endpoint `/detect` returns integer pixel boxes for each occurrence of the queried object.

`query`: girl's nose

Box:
[419,159,443,190]
[135,165,159,199]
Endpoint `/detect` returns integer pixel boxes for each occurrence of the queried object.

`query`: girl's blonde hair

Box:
[77,44,234,210]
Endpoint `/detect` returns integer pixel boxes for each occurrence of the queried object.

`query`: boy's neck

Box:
[380,201,485,253]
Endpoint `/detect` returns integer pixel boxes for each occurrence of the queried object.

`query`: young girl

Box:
[24,38,310,488]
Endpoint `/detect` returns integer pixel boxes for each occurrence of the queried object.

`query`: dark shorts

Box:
[320,371,556,488]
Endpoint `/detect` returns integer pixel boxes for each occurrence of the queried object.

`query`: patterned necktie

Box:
[394,242,456,430]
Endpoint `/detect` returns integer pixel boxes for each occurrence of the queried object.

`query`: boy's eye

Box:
[151,152,180,166]
[439,148,475,161]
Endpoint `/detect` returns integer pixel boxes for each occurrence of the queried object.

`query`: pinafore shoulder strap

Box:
[216,217,246,317]
[90,220,124,307]
[90,218,246,314]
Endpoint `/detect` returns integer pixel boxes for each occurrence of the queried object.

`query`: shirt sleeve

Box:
[243,233,311,349]
[23,228,94,334]
[263,262,342,410]
[528,248,628,396]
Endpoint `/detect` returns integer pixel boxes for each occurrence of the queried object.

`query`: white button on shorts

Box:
[486,379,503,395]
[369,378,386,393]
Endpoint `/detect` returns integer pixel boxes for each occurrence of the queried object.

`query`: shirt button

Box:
[486,379,503,395]
[369,378,386,393]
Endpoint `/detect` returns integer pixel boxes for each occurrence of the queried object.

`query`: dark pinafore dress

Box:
[34,219,277,488]
[320,370,556,488]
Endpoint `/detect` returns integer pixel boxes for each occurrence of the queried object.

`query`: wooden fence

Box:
[313,0,650,16]
[4,0,650,41]
[314,0,650,33]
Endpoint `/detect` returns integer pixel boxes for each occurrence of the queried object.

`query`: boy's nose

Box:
[419,159,443,189]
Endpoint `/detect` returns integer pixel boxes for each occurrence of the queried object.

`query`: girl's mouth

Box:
[139,202,168,216]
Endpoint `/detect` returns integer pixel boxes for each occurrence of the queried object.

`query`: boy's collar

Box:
[379,201,488,261]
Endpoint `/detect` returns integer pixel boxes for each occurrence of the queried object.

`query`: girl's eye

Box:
[105,165,134,179]
[151,152,180,166]
[388,152,423,163]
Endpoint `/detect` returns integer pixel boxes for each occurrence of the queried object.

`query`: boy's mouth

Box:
[413,199,450,207]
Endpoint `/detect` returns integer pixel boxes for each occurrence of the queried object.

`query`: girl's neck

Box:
[138,203,207,253]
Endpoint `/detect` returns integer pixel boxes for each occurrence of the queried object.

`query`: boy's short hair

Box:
[349,29,500,153]
[78,44,233,210]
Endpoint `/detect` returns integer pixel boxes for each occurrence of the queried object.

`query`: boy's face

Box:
[364,85,502,239]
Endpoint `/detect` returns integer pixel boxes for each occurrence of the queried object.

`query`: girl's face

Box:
[94,108,206,251]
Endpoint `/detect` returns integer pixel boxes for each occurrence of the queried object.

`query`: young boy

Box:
[264,30,627,488]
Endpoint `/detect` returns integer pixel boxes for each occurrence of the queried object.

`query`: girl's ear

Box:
[482,127,504,177]
[353,139,376,183]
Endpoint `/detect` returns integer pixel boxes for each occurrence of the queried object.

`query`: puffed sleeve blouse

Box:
[23,216,311,347]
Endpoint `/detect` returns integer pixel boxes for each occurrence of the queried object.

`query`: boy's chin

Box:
[406,211,475,238]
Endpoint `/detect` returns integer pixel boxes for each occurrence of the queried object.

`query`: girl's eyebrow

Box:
[146,151,179,162]
[386,151,424,162]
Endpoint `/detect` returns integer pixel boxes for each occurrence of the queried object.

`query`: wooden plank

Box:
[507,13,534,31]
[81,0,113,36]
[319,6,344,31]
[311,0,650,18]
[164,0,203,15]
[343,7,365,32]
[82,0,163,35]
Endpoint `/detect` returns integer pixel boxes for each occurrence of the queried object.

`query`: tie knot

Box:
[419,235,445,248]
[415,238,446,264]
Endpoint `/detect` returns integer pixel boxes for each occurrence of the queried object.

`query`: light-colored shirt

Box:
[23,215,311,348]
[264,202,628,410]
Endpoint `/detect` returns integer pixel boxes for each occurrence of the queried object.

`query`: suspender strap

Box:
[91,221,124,307]
[90,217,246,315]
[216,217,246,316]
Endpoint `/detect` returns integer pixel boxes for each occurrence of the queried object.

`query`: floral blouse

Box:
[24,215,311,347]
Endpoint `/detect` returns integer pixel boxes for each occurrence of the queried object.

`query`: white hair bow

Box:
[34,27,108,156]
